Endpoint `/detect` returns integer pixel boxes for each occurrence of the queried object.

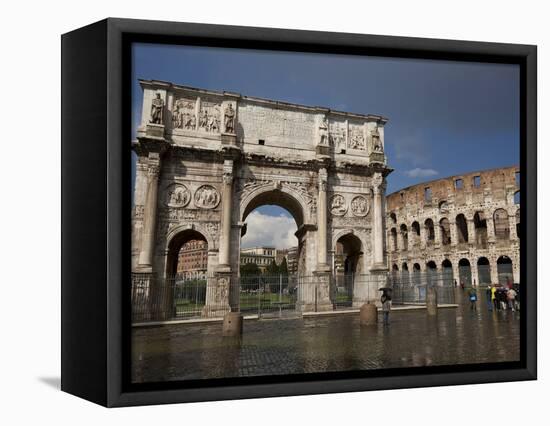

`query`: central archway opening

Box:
[240,192,302,315]
[334,233,363,307]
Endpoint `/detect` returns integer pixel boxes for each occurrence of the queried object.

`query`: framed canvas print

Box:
[61,18,537,407]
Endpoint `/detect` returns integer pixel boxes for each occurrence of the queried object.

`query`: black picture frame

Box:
[61,18,537,407]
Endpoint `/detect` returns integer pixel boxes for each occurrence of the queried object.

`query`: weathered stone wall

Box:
[386,166,520,285]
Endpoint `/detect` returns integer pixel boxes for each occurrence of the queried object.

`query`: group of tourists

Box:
[466,280,519,312]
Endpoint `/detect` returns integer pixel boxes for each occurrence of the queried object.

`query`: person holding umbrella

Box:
[379,286,392,325]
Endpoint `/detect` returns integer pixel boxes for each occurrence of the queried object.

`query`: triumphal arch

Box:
[132,80,392,316]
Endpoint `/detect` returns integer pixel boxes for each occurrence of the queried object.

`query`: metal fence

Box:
[388,271,456,305]
[132,272,387,322]
[131,270,454,323]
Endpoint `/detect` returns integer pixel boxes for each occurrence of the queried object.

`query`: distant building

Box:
[275,247,299,274]
[176,239,208,278]
[240,247,277,272]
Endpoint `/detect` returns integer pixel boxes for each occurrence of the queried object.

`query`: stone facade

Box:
[386,167,520,286]
[132,80,392,315]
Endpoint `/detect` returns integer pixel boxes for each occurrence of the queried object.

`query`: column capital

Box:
[372,172,384,195]
[222,159,234,184]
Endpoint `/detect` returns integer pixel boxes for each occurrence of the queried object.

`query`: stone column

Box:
[471,261,479,287]
[486,217,496,242]
[419,224,427,250]
[434,219,441,246]
[396,228,404,252]
[137,152,161,269]
[449,221,458,246]
[317,167,329,268]
[218,159,234,270]
[371,172,386,269]
[509,212,518,240]
[308,166,332,312]
[490,260,499,285]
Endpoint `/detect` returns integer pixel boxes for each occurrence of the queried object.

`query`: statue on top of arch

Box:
[150,93,164,125]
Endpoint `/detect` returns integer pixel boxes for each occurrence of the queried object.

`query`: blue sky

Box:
[131,43,519,247]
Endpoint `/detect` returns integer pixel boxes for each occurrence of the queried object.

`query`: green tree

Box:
[240,262,260,276]
[279,257,289,276]
[266,259,280,275]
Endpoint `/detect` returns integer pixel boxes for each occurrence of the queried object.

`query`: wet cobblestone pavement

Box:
[131,290,520,383]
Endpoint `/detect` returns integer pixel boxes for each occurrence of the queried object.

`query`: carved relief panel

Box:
[198,100,221,133]
[172,98,196,130]
[348,124,366,150]
[330,194,348,216]
[194,185,221,209]
[350,195,369,217]
[164,183,191,208]
[329,120,347,151]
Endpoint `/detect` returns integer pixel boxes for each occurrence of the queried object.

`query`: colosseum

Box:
[385,166,520,288]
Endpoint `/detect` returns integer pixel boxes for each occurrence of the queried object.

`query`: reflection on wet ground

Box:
[131,290,520,383]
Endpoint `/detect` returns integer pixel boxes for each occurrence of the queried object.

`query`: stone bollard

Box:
[360,303,378,326]
[426,287,438,316]
[222,312,243,337]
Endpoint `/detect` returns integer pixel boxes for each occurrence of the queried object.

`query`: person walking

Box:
[468,286,477,310]
[491,284,498,310]
[486,285,493,311]
[507,287,517,312]
[381,290,392,325]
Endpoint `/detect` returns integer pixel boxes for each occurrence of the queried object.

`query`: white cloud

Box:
[241,211,298,249]
[404,168,439,178]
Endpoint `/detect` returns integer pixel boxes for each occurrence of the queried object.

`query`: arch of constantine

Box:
[132,80,392,317]
[386,166,520,287]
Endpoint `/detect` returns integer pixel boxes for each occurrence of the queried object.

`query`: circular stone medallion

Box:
[329,194,348,216]
[165,184,191,208]
[194,185,221,209]
[350,195,369,217]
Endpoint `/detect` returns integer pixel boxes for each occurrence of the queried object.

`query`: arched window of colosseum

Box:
[390,228,397,251]
[497,256,514,285]
[391,263,399,282]
[441,259,453,286]
[514,191,520,205]
[390,212,397,224]
[477,257,491,286]
[456,214,469,244]
[474,211,488,248]
[516,209,520,238]
[439,200,449,214]
[439,218,451,245]
[426,261,437,287]
[401,262,409,285]
[458,258,472,287]
[493,208,510,240]
[412,263,421,286]
[411,221,420,246]
[424,219,435,244]
[400,224,408,251]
